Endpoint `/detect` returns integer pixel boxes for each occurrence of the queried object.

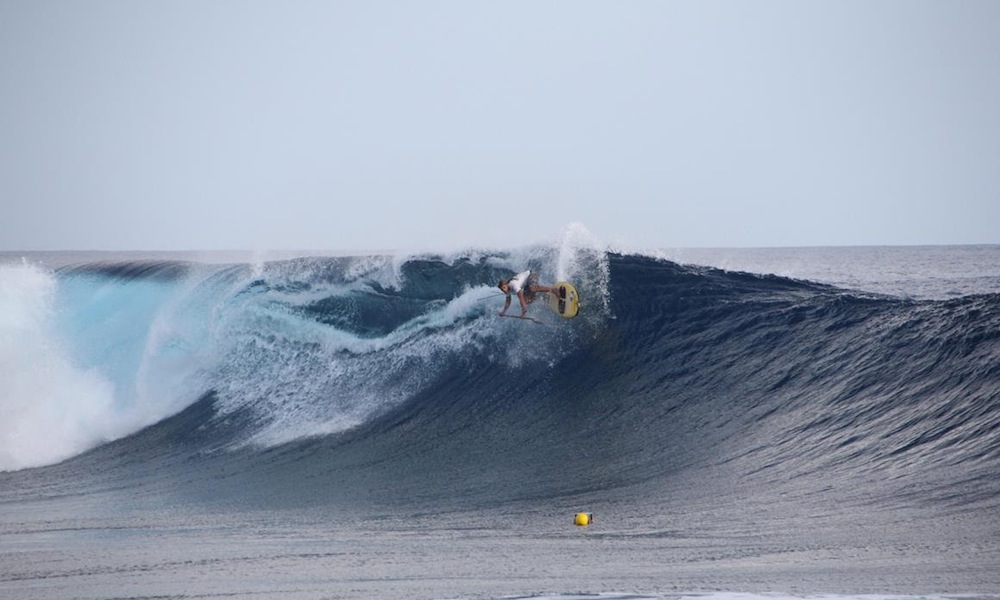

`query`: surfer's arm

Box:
[500,294,511,316]
[517,290,528,316]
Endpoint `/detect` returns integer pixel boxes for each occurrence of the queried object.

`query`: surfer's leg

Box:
[530,283,557,295]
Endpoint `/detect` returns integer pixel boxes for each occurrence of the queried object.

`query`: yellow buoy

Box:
[574,512,593,527]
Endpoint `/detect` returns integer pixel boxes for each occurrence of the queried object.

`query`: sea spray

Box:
[0,263,122,470]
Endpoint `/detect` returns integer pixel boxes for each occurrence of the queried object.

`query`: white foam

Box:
[224,282,505,447]
[0,264,136,471]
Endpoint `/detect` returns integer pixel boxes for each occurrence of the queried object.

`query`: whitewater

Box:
[1,234,999,600]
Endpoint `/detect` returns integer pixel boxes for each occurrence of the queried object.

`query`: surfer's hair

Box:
[497,279,508,290]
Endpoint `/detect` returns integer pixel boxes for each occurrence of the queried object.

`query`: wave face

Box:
[2,247,999,523]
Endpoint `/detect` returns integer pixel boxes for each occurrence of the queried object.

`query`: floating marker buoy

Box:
[574,512,593,527]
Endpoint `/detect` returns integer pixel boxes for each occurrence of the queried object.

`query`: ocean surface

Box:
[1,239,999,600]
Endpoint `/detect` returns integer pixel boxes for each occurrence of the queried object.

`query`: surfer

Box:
[498,270,558,318]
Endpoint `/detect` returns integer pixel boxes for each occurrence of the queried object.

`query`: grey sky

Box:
[2,1,998,251]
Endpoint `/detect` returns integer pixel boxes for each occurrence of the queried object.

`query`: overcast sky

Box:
[2,1,998,252]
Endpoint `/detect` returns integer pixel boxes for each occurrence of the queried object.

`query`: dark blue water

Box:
[1,246,999,599]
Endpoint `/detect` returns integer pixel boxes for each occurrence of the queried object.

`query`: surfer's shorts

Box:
[523,273,540,301]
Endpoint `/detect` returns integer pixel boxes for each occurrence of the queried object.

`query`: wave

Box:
[2,240,999,520]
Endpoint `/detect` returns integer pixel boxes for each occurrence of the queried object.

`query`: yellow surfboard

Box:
[548,282,581,319]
